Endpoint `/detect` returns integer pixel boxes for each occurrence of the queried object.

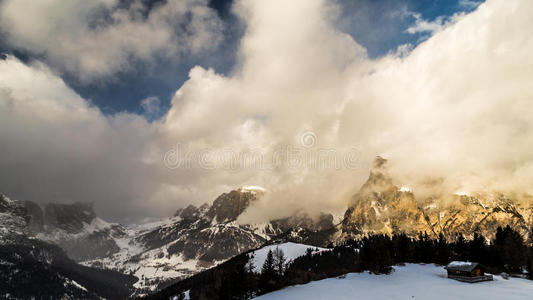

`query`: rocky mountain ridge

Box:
[0,188,338,295]
[4,158,533,297]
[342,157,533,240]
[79,187,337,294]
[0,194,135,299]
[22,200,128,261]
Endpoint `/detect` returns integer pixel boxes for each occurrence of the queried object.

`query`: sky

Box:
[0,0,482,117]
[1,0,533,223]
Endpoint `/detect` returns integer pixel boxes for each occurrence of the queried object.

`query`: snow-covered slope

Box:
[3,188,338,295]
[253,264,533,300]
[37,215,128,261]
[81,216,213,293]
[81,189,337,295]
[21,201,129,261]
[0,194,136,299]
[249,242,328,273]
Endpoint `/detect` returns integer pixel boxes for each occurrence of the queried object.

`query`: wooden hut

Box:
[444,261,493,283]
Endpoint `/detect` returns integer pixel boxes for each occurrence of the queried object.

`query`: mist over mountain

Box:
[1,0,533,298]
[1,0,532,224]
[2,154,532,296]
[342,157,533,240]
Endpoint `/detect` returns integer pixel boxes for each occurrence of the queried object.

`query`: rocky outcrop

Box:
[19,201,128,261]
[206,189,260,223]
[342,156,426,236]
[0,194,30,243]
[23,200,45,232]
[136,188,334,261]
[342,157,533,240]
[174,203,209,221]
[43,202,96,233]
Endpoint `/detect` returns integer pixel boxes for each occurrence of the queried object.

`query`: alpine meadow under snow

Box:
[253,264,533,300]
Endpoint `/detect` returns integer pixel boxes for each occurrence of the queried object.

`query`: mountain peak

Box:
[373,155,388,169]
[43,202,96,234]
[360,156,394,193]
[239,185,266,194]
[207,189,259,223]
[174,203,209,220]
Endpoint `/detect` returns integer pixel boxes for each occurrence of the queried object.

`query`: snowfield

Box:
[81,216,209,293]
[253,264,533,300]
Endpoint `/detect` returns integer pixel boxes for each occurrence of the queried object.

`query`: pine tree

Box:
[526,252,533,280]
[305,247,314,258]
[233,257,255,300]
[259,249,277,294]
[454,234,468,261]
[492,226,506,269]
[503,226,527,272]
[273,247,287,277]
[394,234,411,263]
[247,253,256,274]
[493,225,527,273]
[468,232,488,264]
[360,235,393,273]
[528,226,533,246]
[261,249,275,275]
[437,233,450,265]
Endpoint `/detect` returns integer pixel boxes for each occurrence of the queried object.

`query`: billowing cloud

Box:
[161,0,533,222]
[459,0,484,9]
[1,0,532,223]
[140,96,161,118]
[405,13,448,34]
[0,0,223,82]
[0,56,163,222]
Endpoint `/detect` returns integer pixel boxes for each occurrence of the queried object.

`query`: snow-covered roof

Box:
[445,261,480,272]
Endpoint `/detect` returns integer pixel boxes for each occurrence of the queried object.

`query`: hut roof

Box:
[445,261,480,272]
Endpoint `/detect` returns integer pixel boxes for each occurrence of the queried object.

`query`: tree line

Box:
[355,225,533,276]
[146,225,533,300]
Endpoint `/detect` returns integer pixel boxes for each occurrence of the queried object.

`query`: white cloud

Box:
[0,55,160,221]
[405,12,457,35]
[1,0,533,223]
[140,96,161,117]
[459,0,483,9]
[0,0,223,82]
[163,0,533,221]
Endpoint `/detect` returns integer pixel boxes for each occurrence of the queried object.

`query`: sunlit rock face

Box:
[342,157,427,236]
[342,157,533,240]
[421,193,533,239]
